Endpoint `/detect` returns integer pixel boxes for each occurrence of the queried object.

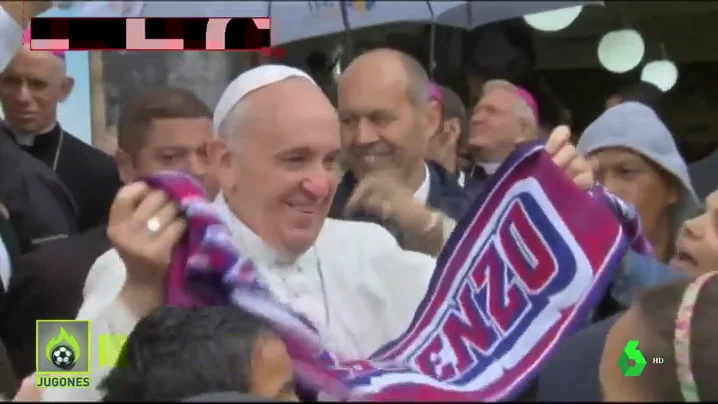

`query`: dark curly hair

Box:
[99,306,271,402]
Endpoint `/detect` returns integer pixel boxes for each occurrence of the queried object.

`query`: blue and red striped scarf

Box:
[145,142,650,401]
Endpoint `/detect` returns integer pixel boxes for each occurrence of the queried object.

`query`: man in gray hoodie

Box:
[538,101,700,401]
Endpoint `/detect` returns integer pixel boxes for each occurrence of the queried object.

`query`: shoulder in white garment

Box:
[41,219,439,400]
[0,7,24,74]
[41,248,135,402]
[312,218,437,357]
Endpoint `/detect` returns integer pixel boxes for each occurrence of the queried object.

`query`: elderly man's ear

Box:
[58,77,74,103]
[208,139,231,168]
[423,99,442,140]
[444,119,461,147]
[207,139,235,194]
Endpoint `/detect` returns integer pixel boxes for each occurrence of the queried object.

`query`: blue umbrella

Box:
[76,1,602,46]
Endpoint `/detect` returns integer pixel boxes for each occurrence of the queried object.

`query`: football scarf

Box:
[146,142,650,401]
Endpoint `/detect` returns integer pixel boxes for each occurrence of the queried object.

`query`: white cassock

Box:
[0,7,24,74]
[41,195,438,401]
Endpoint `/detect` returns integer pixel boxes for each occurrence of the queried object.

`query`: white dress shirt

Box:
[457,171,466,188]
[476,162,500,176]
[0,233,10,289]
[42,195,437,401]
[0,7,23,73]
[413,163,431,204]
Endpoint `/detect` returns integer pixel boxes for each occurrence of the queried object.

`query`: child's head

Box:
[100,306,298,402]
[599,272,718,401]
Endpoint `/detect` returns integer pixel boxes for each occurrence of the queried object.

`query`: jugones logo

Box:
[618,340,647,376]
[47,327,80,370]
[36,320,91,388]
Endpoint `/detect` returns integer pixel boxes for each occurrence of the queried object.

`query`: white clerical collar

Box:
[11,122,59,146]
[211,194,317,269]
[457,171,466,188]
[0,232,11,290]
[476,161,501,176]
[413,163,431,204]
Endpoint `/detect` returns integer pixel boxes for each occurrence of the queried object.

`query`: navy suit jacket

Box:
[329,161,471,238]
[538,314,621,401]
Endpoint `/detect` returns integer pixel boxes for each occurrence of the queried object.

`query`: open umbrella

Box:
[76,1,602,46]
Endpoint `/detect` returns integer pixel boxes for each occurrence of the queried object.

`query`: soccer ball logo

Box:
[51,345,76,370]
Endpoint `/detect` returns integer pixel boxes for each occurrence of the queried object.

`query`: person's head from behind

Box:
[469,80,538,163]
[671,190,718,277]
[116,87,219,199]
[425,84,468,174]
[212,65,341,258]
[606,81,663,112]
[337,48,441,183]
[577,102,699,262]
[99,306,298,402]
[0,45,72,134]
[600,273,718,401]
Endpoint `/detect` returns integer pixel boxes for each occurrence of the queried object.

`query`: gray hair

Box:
[397,52,430,107]
[216,98,249,151]
[482,79,537,130]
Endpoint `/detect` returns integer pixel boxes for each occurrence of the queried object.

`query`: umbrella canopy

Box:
[76,1,602,46]
[434,1,601,29]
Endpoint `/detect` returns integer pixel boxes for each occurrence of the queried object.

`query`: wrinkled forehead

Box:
[477,87,519,111]
[338,63,411,111]
[145,117,214,149]
[237,81,340,151]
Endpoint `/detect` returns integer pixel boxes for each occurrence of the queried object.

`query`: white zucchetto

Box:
[212,64,317,136]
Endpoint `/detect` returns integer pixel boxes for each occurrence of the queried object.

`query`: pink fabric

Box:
[23,29,66,61]
[429,82,443,104]
[516,87,539,122]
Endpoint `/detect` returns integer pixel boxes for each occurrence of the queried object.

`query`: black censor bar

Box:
[29,17,271,51]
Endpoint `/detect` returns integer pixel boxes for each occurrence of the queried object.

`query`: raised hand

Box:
[107,182,186,288]
[107,182,186,316]
[545,125,594,191]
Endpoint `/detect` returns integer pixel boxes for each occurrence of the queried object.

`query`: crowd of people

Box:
[1,1,718,402]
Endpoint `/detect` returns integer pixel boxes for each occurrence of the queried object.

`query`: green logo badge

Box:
[46,327,81,370]
[618,340,647,376]
[36,319,91,374]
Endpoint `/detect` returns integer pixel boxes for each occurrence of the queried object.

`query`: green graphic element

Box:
[99,334,128,368]
[618,340,647,376]
[45,327,81,363]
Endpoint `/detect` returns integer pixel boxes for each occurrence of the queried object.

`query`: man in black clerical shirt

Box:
[0,40,121,232]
